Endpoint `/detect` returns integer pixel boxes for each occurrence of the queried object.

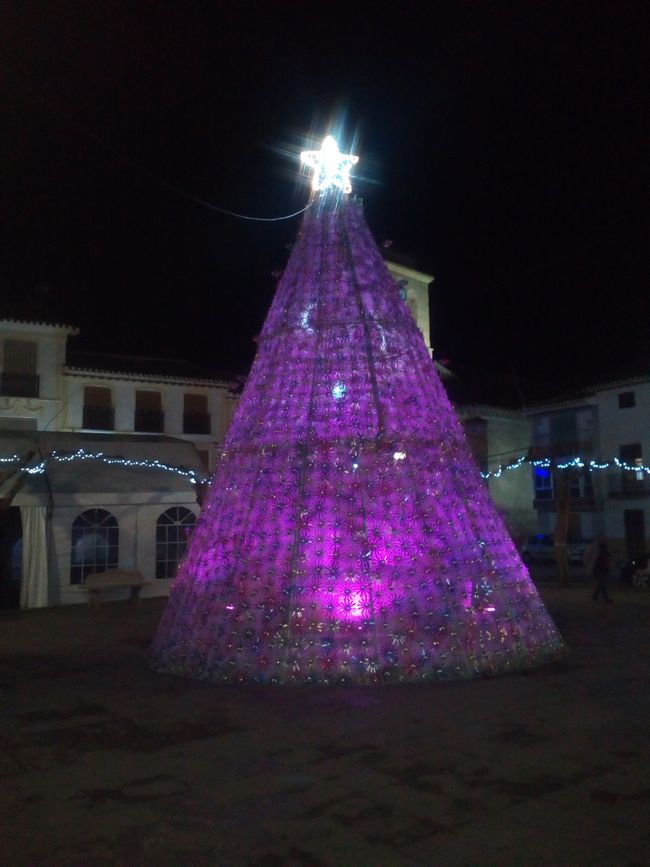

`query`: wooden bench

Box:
[79,569,151,607]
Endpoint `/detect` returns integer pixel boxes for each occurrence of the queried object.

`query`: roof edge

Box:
[63,365,236,388]
[0,318,79,335]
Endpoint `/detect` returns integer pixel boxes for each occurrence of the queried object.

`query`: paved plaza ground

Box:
[1,569,649,867]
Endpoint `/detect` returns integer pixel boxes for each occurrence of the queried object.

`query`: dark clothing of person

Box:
[592,543,613,602]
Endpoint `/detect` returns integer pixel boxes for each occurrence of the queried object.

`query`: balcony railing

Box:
[534,495,597,511]
[0,372,39,398]
[183,412,211,435]
[82,405,115,431]
[609,478,650,498]
[134,408,165,433]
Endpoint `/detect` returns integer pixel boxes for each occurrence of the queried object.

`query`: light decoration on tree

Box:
[149,134,568,686]
[300,135,359,193]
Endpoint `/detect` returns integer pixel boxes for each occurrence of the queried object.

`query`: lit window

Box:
[533,467,553,499]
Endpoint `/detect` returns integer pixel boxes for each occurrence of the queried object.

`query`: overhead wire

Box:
[3,65,311,223]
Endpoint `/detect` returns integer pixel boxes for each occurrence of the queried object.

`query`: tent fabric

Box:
[20,505,52,609]
[0,431,203,499]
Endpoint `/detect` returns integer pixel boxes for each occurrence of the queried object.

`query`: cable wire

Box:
[3,65,311,222]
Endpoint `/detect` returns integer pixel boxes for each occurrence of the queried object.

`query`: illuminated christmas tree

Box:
[151,136,563,684]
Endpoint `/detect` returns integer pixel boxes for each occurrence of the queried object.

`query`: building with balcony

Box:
[527,375,650,560]
[0,318,239,609]
[0,320,238,469]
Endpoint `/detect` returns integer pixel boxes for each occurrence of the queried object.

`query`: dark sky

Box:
[2,2,649,391]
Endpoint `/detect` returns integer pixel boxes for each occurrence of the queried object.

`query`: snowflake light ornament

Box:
[301,135,359,194]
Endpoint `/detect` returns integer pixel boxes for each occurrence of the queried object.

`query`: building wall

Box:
[593,380,650,558]
[595,381,650,465]
[0,320,238,473]
[62,374,238,472]
[528,378,650,561]
[0,321,74,431]
[385,262,434,357]
[459,407,536,546]
[485,414,536,546]
[0,319,231,609]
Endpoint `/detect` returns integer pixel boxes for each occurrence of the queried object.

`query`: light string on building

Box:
[481,455,650,480]
[0,448,210,484]
[1,450,648,487]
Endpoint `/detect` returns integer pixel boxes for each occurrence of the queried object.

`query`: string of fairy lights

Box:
[0,448,207,484]
[1,448,648,488]
[482,454,650,480]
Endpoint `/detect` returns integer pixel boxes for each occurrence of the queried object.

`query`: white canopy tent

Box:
[0,431,205,608]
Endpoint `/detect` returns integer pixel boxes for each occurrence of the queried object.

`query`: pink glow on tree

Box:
[150,146,563,684]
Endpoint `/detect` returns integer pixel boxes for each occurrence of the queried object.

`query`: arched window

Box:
[70,509,119,584]
[156,507,196,580]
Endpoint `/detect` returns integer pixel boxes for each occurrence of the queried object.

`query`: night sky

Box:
[2,2,648,394]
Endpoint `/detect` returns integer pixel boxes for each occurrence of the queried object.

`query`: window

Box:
[533,466,553,499]
[70,509,119,584]
[134,390,164,432]
[550,413,577,451]
[618,391,636,409]
[1,339,39,397]
[533,464,593,500]
[566,473,593,498]
[155,507,196,580]
[620,444,645,493]
[575,409,595,448]
[534,416,551,445]
[624,510,646,558]
[82,386,114,430]
[183,393,211,434]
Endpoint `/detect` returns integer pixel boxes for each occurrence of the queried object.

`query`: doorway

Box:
[0,507,22,609]
[624,509,646,559]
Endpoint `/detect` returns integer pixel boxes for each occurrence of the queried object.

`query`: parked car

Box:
[520,534,588,564]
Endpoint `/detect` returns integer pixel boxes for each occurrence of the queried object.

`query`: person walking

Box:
[591,538,614,603]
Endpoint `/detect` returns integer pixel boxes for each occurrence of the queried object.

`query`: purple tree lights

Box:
[150,141,563,684]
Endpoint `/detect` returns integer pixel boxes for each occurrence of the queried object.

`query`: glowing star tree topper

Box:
[301,135,359,194]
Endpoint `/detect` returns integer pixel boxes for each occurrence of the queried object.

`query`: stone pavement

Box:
[1,576,649,867]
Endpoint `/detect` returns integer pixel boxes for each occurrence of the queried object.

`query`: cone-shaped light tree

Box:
[151,136,563,684]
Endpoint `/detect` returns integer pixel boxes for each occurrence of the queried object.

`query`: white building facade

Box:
[456,404,536,547]
[0,319,238,467]
[528,376,650,560]
[385,260,435,357]
[0,319,238,609]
